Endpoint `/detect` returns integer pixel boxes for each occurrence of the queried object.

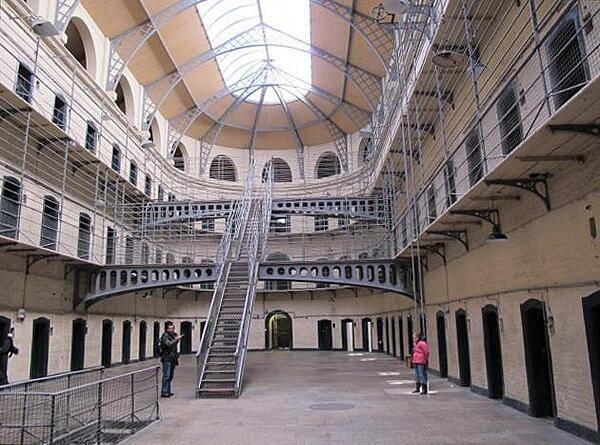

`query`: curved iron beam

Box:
[142,25,380,129]
[106,0,391,91]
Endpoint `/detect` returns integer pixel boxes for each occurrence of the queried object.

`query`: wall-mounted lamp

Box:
[31,17,60,37]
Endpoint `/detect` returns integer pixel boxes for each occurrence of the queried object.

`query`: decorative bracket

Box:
[419,243,446,265]
[427,230,469,251]
[485,173,551,211]
[451,208,501,231]
[26,254,59,275]
[548,124,600,137]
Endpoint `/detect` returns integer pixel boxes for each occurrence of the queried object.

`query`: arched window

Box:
[315,152,341,179]
[262,158,292,182]
[0,176,21,239]
[64,17,97,78]
[40,195,59,250]
[173,143,186,172]
[359,137,373,164]
[209,155,237,182]
[115,76,134,123]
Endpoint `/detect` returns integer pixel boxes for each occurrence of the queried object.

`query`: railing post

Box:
[96,380,102,444]
[49,395,56,444]
[19,390,28,445]
[130,372,135,423]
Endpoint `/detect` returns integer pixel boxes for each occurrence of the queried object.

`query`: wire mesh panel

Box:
[0,367,159,445]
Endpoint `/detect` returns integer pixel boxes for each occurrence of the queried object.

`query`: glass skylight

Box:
[197,0,312,104]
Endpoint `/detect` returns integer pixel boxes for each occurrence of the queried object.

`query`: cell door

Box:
[317,320,332,350]
[376,318,384,352]
[482,305,504,399]
[101,320,113,367]
[30,318,50,379]
[455,310,471,387]
[583,291,600,428]
[436,312,448,378]
[180,321,193,354]
[391,318,397,357]
[361,318,371,352]
[71,318,86,371]
[521,299,555,417]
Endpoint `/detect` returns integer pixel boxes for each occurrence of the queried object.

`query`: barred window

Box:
[262,158,292,182]
[111,145,121,172]
[465,127,484,186]
[52,95,68,130]
[316,152,341,179]
[77,213,91,260]
[40,196,59,250]
[0,177,21,239]
[15,63,34,103]
[496,82,523,155]
[209,155,237,182]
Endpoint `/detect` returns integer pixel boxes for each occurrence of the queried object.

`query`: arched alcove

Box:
[265,311,293,350]
[147,118,162,152]
[315,152,341,179]
[115,75,135,124]
[173,143,187,172]
[64,17,97,79]
[359,137,373,164]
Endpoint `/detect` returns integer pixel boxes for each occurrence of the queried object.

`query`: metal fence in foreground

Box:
[0,366,159,444]
[0,367,105,395]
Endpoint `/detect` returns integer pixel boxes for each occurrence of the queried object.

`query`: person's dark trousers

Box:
[161,360,175,396]
[0,355,8,385]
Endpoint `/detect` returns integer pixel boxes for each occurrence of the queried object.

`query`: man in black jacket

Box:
[0,327,19,385]
[159,322,183,397]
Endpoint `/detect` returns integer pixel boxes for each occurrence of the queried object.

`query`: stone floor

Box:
[127,351,587,445]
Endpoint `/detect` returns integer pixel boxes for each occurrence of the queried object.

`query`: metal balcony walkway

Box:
[196,172,272,398]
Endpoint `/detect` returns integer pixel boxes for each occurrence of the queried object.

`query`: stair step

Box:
[203,378,235,383]
[197,388,236,398]
[204,369,236,374]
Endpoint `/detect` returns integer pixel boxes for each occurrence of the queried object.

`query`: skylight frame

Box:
[197,0,313,105]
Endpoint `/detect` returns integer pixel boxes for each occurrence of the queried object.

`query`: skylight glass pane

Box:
[197,0,312,104]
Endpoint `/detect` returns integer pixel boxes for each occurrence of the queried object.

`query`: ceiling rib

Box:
[105,0,392,92]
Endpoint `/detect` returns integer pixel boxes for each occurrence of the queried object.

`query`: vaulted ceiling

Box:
[82,0,394,149]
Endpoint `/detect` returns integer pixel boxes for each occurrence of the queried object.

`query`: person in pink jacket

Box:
[411,332,430,394]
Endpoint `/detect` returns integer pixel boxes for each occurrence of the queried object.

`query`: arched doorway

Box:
[152,321,160,358]
[265,311,293,350]
[361,318,372,352]
[436,311,448,378]
[583,291,600,428]
[71,318,86,371]
[30,317,50,379]
[122,321,131,365]
[385,318,390,354]
[391,317,397,357]
[101,319,113,367]
[317,319,333,350]
[521,299,555,417]
[482,305,504,399]
[376,318,384,352]
[455,309,471,387]
[341,319,354,351]
[138,321,147,361]
[180,321,193,354]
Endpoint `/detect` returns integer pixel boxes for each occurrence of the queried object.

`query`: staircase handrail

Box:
[234,167,273,394]
[196,168,255,392]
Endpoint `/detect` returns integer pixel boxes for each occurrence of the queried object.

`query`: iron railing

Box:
[0,366,159,444]
[0,367,104,394]
[393,0,600,254]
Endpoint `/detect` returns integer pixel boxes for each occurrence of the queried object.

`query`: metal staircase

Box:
[196,167,272,398]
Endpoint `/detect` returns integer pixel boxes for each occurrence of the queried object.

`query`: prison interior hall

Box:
[0,0,599,444]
